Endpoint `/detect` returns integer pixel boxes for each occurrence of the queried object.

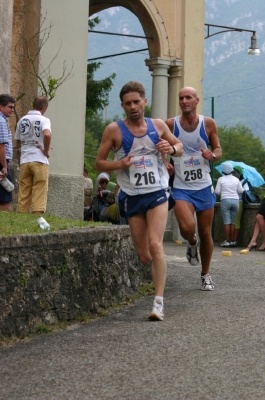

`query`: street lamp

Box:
[204,23,260,117]
[204,23,260,194]
[205,23,260,56]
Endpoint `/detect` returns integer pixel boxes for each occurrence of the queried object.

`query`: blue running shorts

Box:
[119,188,174,218]
[171,185,216,212]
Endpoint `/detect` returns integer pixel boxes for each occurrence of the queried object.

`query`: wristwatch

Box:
[171,145,178,156]
[212,153,216,161]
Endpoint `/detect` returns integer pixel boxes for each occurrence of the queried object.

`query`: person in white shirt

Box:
[15,96,52,214]
[231,166,249,246]
[215,162,243,247]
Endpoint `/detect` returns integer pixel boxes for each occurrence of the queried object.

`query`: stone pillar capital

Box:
[145,57,182,70]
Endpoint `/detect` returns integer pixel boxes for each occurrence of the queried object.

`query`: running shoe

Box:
[186,235,200,265]
[219,240,231,247]
[201,274,215,291]
[148,300,164,321]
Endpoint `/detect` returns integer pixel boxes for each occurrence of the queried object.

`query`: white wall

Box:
[40,0,89,177]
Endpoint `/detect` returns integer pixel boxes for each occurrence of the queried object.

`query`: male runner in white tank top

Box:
[96,81,183,321]
[165,87,222,291]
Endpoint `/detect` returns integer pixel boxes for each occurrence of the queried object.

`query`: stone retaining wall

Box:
[213,202,260,246]
[0,226,150,338]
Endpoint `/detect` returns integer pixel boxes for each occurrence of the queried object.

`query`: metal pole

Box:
[211,96,215,239]
[211,96,215,186]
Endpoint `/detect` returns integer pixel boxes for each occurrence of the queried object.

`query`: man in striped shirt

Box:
[0,94,16,210]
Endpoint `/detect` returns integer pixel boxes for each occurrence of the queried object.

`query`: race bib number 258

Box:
[180,156,206,183]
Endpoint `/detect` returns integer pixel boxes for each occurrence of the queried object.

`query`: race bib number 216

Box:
[129,155,159,188]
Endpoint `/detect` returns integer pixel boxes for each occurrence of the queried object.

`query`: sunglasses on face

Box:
[99,180,108,184]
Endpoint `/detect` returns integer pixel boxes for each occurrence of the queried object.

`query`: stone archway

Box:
[89,0,166,59]
[89,0,205,120]
[89,0,171,119]
[1,0,205,221]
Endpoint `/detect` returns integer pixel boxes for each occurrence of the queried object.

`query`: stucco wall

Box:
[0,0,14,92]
[40,0,88,177]
[181,0,205,113]
[38,0,89,219]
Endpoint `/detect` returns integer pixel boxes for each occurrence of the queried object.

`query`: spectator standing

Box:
[15,96,52,214]
[0,94,16,211]
[231,166,249,246]
[215,162,243,247]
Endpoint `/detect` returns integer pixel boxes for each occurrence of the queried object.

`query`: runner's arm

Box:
[154,119,183,157]
[201,117,222,162]
[96,123,133,172]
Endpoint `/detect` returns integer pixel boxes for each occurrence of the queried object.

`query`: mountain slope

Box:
[204,0,265,143]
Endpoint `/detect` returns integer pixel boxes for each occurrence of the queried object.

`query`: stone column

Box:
[0,0,14,92]
[168,61,183,117]
[145,58,172,120]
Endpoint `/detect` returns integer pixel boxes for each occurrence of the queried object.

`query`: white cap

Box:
[222,163,233,175]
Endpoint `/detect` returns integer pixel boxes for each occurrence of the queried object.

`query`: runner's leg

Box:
[196,207,214,274]
[174,200,196,244]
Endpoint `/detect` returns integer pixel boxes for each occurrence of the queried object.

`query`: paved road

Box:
[1,242,265,400]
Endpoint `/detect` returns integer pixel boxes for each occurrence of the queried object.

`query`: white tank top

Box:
[172,115,212,190]
[114,119,169,195]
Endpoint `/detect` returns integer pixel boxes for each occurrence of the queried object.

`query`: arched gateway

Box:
[0,0,204,220]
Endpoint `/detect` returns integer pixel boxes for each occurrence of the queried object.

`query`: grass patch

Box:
[136,282,155,298]
[35,324,53,335]
[0,211,108,237]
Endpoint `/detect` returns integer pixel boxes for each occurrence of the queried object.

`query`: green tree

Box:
[85,113,120,143]
[85,16,117,187]
[84,113,117,190]
[214,124,265,197]
[122,104,152,119]
[86,17,116,116]
[86,62,116,115]
[88,17,100,29]
[217,124,265,178]
[144,104,152,117]
[84,130,99,188]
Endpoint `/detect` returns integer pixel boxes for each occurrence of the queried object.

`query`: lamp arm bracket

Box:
[205,23,256,40]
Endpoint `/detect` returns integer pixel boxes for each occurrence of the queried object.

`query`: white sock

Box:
[154,296,163,305]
